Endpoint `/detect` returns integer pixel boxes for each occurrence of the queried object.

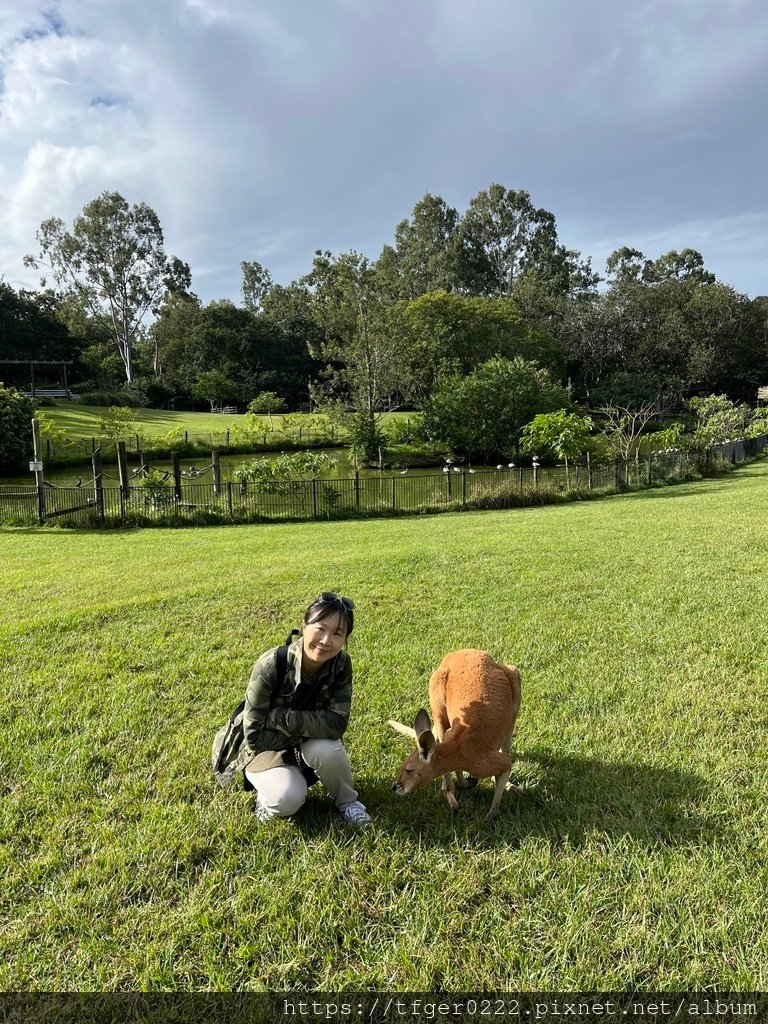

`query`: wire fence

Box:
[40,424,342,465]
[2,437,765,529]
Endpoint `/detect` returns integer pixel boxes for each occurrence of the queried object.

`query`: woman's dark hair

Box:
[303,592,355,636]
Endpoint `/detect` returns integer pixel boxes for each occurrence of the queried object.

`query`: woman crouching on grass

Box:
[241,592,371,828]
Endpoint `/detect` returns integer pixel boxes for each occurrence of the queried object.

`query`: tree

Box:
[422,356,570,461]
[569,247,749,404]
[520,410,594,487]
[686,394,751,447]
[0,283,73,362]
[25,191,190,383]
[191,369,239,412]
[241,260,273,313]
[595,397,674,461]
[303,250,410,462]
[0,383,36,471]
[376,193,461,300]
[457,184,559,297]
[401,290,565,402]
[248,391,287,427]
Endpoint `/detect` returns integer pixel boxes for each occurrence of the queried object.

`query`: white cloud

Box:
[0,0,766,300]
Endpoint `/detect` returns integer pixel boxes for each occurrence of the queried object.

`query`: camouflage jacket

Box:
[237,638,352,774]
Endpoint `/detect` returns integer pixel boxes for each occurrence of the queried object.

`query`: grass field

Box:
[42,401,277,438]
[2,460,767,991]
[41,401,411,440]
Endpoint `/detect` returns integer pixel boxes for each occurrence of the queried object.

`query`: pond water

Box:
[1,448,508,487]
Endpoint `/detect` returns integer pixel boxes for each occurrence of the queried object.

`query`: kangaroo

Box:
[388,649,522,823]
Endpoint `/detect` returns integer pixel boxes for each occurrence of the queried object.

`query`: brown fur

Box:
[389,649,521,822]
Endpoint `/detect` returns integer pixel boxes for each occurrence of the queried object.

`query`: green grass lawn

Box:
[42,401,266,439]
[2,460,767,990]
[41,401,412,441]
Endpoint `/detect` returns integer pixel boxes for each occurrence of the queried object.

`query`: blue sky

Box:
[1,0,767,303]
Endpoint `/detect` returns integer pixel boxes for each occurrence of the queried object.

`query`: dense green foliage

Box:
[2,462,768,988]
[6,184,768,462]
[422,357,569,459]
[0,383,35,470]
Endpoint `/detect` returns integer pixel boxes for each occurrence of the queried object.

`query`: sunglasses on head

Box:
[319,591,355,610]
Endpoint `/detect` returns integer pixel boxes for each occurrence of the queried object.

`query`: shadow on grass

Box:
[292,749,718,850]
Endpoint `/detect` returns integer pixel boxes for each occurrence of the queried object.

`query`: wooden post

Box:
[31,417,46,523]
[212,450,221,496]
[117,440,129,497]
[461,471,467,504]
[137,449,146,475]
[391,475,396,509]
[171,453,182,499]
[92,447,104,521]
[355,470,360,509]
[647,452,653,486]
[587,451,593,491]
[312,477,318,518]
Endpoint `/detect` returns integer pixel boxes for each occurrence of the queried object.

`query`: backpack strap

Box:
[275,640,290,689]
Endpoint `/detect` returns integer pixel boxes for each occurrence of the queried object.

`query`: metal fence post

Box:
[92,447,105,522]
[212,450,221,496]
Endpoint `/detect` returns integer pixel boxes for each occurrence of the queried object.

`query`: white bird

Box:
[442,467,449,473]
[400,469,407,475]
[453,466,461,473]
[507,463,514,468]
[496,465,503,470]
[468,469,476,474]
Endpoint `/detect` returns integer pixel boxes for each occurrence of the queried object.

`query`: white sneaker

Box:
[254,796,277,822]
[340,800,372,828]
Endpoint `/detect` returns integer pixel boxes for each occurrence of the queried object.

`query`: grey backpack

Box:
[211,638,292,788]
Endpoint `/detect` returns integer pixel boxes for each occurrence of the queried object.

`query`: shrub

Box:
[0,382,36,471]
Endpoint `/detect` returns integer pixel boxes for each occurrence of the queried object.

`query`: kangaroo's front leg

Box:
[441,773,459,813]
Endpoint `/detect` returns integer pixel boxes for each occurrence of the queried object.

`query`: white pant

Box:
[244,739,359,817]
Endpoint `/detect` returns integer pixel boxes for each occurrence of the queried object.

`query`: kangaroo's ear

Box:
[387,719,416,739]
[417,728,436,763]
[414,708,435,762]
[414,708,431,736]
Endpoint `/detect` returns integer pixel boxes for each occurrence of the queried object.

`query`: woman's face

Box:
[301,612,348,668]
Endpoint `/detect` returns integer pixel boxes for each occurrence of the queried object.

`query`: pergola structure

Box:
[0,359,74,398]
